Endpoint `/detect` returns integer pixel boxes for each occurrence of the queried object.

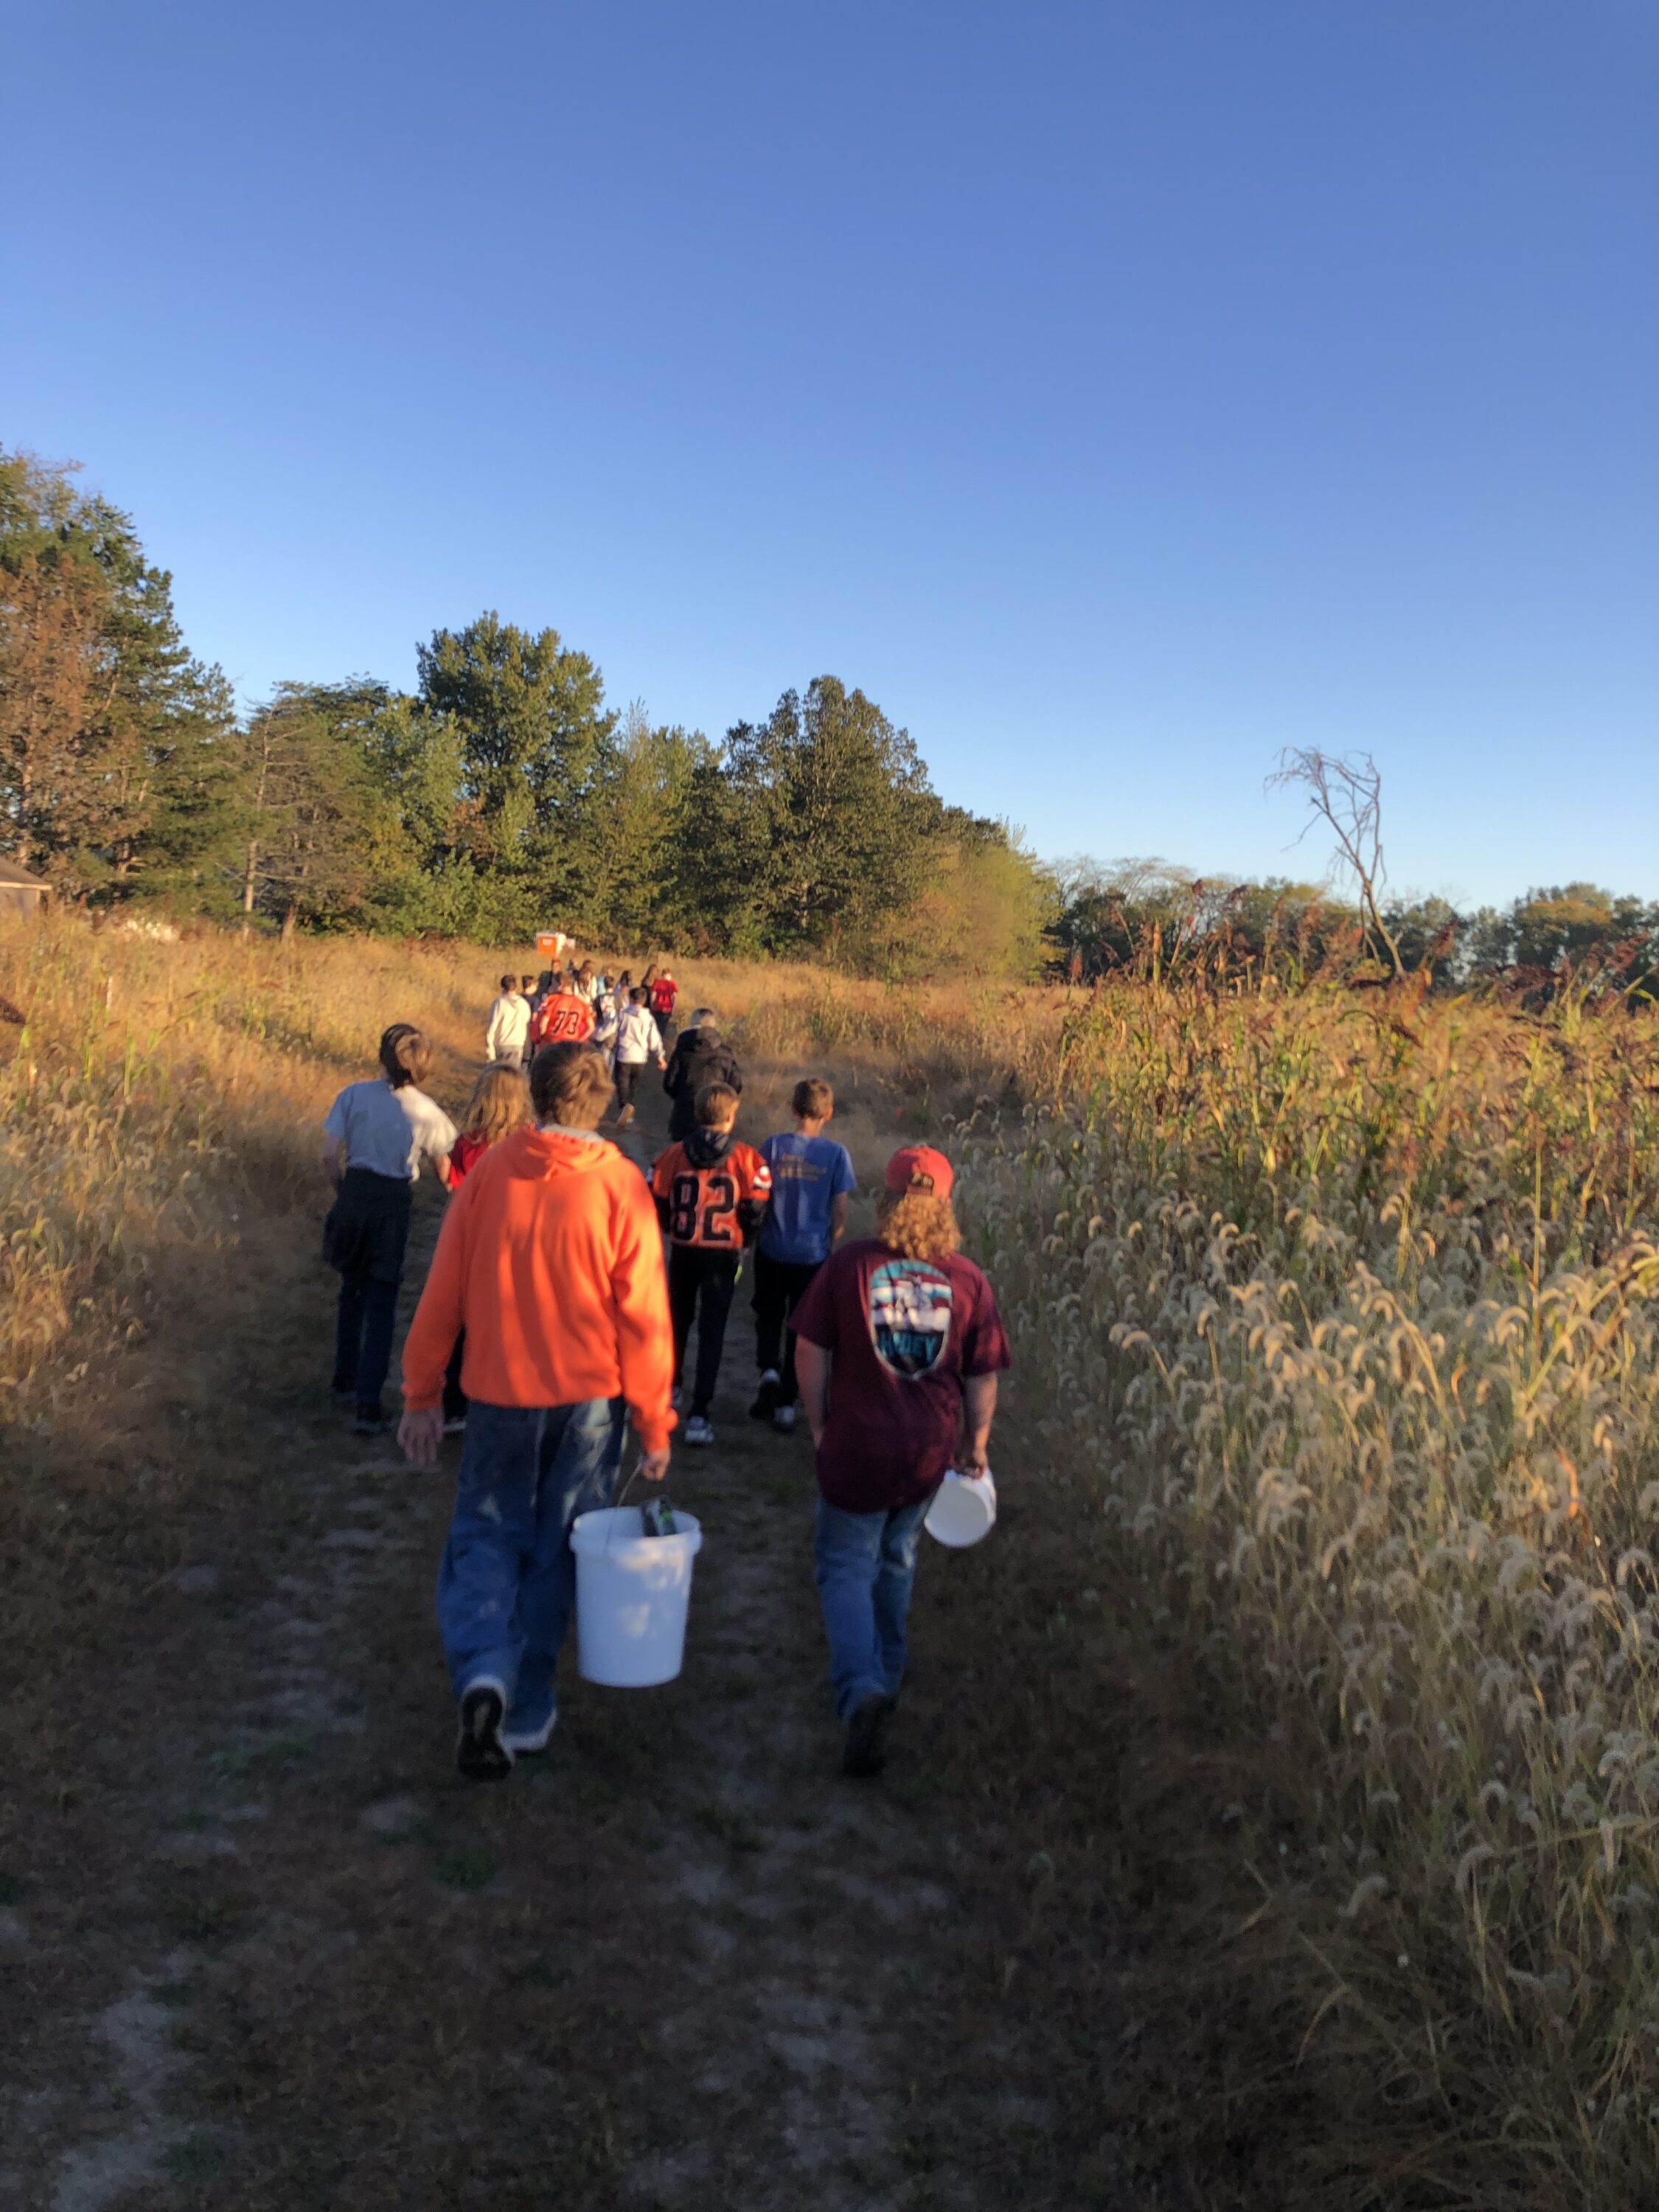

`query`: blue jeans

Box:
[436,1397,627,1735]
[813,1496,933,1720]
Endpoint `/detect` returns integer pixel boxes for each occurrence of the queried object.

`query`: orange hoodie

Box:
[400,1126,675,1450]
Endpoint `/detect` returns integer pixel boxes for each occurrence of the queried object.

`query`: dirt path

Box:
[2,1062,1079,2211]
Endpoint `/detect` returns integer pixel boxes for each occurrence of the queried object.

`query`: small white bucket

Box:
[571,1506,703,1686]
[924,1468,998,1548]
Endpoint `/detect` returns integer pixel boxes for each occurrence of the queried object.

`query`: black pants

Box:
[667,1245,741,1415]
[751,1251,823,1404]
[334,1276,399,1408]
[324,1168,411,1410]
[615,1061,644,1110]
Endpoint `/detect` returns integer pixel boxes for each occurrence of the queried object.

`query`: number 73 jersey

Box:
[651,1140,772,1249]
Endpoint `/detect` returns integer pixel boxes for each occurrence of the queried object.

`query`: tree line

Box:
[1048,860,1659,1001]
[3,447,1651,998]
[0,449,1047,973]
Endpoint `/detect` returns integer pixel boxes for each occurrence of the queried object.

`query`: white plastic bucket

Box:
[924,1468,998,1548]
[570,1506,703,1686]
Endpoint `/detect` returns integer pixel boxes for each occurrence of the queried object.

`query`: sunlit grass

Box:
[959,978,1659,2200]
[5,909,1657,2194]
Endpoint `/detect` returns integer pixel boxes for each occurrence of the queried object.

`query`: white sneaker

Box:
[684,1414,715,1446]
[772,1404,796,1433]
[759,1368,779,1389]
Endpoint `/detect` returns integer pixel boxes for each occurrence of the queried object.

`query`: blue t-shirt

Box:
[759,1132,858,1265]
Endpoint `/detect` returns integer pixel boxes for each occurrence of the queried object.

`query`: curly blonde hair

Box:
[875,1189,960,1264]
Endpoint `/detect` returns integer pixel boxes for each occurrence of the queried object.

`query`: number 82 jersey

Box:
[650,1140,772,1249]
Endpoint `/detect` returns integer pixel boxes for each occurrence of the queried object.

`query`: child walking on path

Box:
[790,1146,1011,1777]
[612,986,665,1127]
[651,1084,771,1447]
[439,1062,532,1431]
[751,1077,856,1433]
[399,1043,675,1781]
[528,976,596,1049]
[321,1025,456,1436]
[647,964,679,1045]
[662,1011,742,1141]
[484,973,530,1064]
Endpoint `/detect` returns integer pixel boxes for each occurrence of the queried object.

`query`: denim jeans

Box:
[813,1495,933,1720]
[435,1397,627,1736]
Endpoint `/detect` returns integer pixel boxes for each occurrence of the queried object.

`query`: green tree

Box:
[232,683,394,936]
[723,677,938,956]
[868,813,1057,980]
[0,449,234,900]
[582,701,713,946]
[415,612,614,928]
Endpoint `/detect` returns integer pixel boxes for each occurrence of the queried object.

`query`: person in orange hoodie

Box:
[399,1042,675,1782]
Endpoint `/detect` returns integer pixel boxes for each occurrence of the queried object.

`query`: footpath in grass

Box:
[0,1055,1096,2212]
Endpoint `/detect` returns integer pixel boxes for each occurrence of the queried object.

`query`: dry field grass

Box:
[2,913,1656,2207]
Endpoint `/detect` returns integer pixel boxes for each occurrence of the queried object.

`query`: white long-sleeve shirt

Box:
[484,991,532,1063]
[613,1004,664,1065]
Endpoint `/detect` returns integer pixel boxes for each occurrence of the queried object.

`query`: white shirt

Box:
[613,1004,664,1065]
[323,1080,457,1182]
[484,991,531,1062]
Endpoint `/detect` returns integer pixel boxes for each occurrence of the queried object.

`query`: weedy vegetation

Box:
[4,908,1656,2202]
[959,978,1659,2202]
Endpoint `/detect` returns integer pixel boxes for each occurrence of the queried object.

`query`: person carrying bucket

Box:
[397,1042,675,1782]
[790,1146,1011,1778]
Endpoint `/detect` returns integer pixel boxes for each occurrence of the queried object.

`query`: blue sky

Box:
[3,1,1655,908]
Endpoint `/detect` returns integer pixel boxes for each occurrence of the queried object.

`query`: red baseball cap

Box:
[885,1144,954,1198]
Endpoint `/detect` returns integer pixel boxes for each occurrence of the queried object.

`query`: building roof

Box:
[0,858,50,890]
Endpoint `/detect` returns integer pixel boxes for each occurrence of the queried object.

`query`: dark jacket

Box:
[662,1026,742,1141]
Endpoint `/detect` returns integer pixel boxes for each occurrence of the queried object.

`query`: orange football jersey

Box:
[529,991,596,1046]
[651,1141,771,1249]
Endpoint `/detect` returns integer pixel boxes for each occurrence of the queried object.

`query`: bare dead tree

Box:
[1267,747,1405,983]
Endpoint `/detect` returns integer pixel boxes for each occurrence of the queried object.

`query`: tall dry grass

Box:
[7,914,1658,2196]
[0,916,496,1427]
[0,921,1010,1425]
[959,981,1659,2201]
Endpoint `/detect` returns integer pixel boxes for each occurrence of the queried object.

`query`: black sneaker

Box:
[330,1377,356,1403]
[843,1694,894,1779]
[354,1401,386,1435]
[456,1685,513,1782]
[749,1371,780,1422]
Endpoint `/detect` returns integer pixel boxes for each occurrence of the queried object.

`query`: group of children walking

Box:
[484,963,679,1090]
[319,956,1008,1783]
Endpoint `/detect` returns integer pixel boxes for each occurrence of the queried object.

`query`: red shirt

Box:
[530,991,596,1046]
[448,1132,490,1183]
[650,1138,771,1250]
[790,1239,1011,1512]
[649,975,678,1016]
